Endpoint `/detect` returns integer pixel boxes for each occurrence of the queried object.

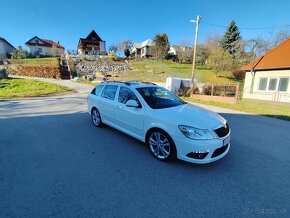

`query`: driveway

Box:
[0,87,289,217]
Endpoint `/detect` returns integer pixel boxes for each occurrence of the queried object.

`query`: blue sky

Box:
[1,0,290,50]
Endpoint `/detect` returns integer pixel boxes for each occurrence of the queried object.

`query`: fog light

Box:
[186,150,210,159]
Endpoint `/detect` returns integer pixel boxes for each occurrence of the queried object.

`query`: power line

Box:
[201,21,290,30]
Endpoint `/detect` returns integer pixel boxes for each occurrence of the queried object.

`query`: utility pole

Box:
[190,15,201,85]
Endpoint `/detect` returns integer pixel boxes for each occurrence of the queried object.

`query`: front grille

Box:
[211,145,228,158]
[214,123,230,138]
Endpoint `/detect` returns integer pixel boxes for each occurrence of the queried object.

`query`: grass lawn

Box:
[0,78,72,99]
[123,59,235,83]
[184,98,290,121]
[8,58,59,67]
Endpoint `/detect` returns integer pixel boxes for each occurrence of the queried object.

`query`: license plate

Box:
[223,136,230,146]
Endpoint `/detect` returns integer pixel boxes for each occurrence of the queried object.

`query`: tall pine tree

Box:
[221,20,242,59]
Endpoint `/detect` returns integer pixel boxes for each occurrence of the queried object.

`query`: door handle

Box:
[115,105,121,109]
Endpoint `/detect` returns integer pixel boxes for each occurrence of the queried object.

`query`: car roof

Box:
[100,81,157,88]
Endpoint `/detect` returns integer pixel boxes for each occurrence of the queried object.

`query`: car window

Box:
[137,87,186,109]
[101,85,118,100]
[118,87,140,105]
[95,84,104,96]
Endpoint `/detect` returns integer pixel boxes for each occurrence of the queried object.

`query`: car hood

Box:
[154,103,226,130]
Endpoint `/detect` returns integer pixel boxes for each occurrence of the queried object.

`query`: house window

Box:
[258,78,267,91]
[278,78,289,92]
[258,77,289,92]
[268,78,278,91]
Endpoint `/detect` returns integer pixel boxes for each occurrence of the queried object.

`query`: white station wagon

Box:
[87,81,230,164]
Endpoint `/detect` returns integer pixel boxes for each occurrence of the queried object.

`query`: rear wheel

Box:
[147,130,176,161]
[91,108,102,127]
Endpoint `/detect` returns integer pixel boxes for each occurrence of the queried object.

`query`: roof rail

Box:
[127,80,157,85]
[103,81,131,86]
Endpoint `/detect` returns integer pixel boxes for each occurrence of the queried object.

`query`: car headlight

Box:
[178,125,214,140]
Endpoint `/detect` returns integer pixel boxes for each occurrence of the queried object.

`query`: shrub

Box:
[10,49,27,59]
[0,68,8,79]
[232,70,246,80]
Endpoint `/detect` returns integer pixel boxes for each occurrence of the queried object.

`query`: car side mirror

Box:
[126,100,139,108]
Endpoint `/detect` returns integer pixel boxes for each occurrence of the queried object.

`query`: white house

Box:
[168,45,191,56]
[25,36,64,57]
[131,39,154,58]
[242,38,290,103]
[0,36,15,58]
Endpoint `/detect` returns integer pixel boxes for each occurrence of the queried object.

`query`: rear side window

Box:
[95,84,104,96]
[101,85,118,100]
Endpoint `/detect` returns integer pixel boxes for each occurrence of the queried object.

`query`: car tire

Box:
[91,108,103,127]
[147,129,176,162]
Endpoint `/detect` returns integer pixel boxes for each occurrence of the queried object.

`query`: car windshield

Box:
[136,87,186,109]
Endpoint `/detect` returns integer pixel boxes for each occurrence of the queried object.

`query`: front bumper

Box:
[174,134,230,164]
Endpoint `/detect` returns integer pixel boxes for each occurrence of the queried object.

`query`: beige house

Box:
[0,36,15,58]
[25,36,64,57]
[241,38,290,103]
[131,39,154,58]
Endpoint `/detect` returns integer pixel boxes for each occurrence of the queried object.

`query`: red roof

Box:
[42,39,64,49]
[25,36,64,49]
[241,37,290,71]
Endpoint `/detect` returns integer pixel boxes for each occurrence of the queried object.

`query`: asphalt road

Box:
[1,93,290,217]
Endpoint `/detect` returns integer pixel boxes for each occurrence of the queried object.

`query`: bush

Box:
[232,70,246,80]
[0,68,8,79]
[108,52,119,61]
[10,49,27,59]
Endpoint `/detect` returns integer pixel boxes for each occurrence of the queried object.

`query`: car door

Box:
[99,85,119,125]
[88,84,105,111]
[115,86,145,138]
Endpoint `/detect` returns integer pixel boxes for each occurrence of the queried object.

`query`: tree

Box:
[152,33,170,60]
[271,29,290,47]
[207,47,234,77]
[196,44,209,66]
[109,45,118,54]
[221,20,242,59]
[124,49,130,58]
[204,35,234,76]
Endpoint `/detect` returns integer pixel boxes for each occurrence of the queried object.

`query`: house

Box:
[77,30,106,55]
[168,45,192,62]
[25,36,64,57]
[168,45,191,56]
[131,39,154,58]
[241,38,290,103]
[0,36,15,58]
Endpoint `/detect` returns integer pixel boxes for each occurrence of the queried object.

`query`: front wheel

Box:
[147,130,176,161]
[91,108,103,127]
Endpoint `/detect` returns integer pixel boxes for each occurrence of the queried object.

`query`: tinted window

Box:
[95,84,104,96]
[118,87,140,104]
[278,78,289,92]
[258,78,267,91]
[137,87,186,109]
[101,85,118,100]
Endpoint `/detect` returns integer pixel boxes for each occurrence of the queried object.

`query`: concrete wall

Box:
[243,69,290,103]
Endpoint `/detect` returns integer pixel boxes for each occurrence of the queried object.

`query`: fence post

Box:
[211,83,213,96]
[235,83,240,103]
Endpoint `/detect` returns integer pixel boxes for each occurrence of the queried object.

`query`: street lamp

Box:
[189,15,201,88]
